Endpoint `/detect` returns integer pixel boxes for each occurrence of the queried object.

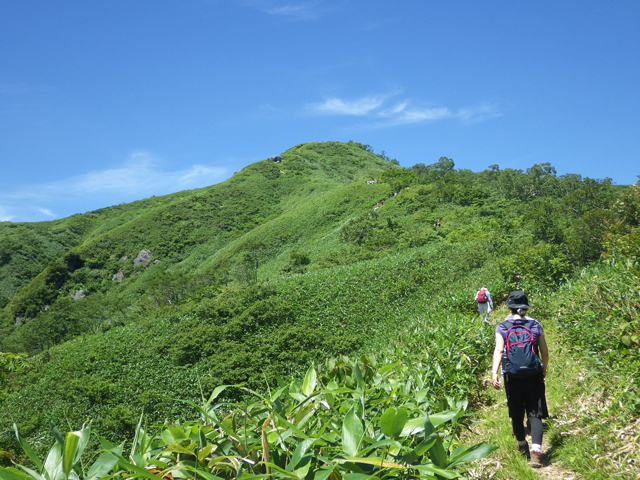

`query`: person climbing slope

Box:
[475,285,493,323]
[491,290,549,468]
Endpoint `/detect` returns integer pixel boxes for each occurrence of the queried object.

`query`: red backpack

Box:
[477,290,486,303]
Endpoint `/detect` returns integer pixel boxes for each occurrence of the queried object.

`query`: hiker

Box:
[491,290,549,468]
[475,286,493,323]
[436,219,441,227]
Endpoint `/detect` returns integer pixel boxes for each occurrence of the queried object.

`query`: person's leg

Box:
[511,411,527,441]
[528,416,543,447]
[507,381,527,441]
[478,303,488,322]
[522,377,545,453]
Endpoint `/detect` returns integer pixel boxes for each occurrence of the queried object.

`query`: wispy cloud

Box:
[248,0,324,20]
[308,94,501,127]
[0,151,230,222]
[312,96,386,116]
[0,206,14,222]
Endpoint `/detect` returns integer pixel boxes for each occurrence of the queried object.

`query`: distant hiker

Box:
[436,220,441,227]
[492,290,549,468]
[475,286,493,323]
[513,273,523,289]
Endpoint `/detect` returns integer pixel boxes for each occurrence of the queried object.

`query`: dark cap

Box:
[504,290,531,309]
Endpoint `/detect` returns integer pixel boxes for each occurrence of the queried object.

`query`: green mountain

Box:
[1,141,638,479]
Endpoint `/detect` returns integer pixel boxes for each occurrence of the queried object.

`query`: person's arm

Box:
[492,332,505,389]
[538,332,549,377]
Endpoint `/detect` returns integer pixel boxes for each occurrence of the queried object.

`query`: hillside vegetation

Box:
[0,141,638,479]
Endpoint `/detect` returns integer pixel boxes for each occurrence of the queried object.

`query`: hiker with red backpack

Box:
[491,290,549,468]
[475,285,493,323]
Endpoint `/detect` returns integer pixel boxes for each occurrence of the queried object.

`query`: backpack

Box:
[501,319,543,378]
[477,290,486,303]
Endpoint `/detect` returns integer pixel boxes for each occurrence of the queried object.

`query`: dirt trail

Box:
[466,387,585,480]
[466,388,584,480]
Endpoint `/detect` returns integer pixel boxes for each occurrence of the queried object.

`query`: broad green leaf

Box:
[343,474,380,480]
[379,407,407,439]
[181,465,225,480]
[400,436,437,464]
[85,443,123,480]
[72,425,91,466]
[12,424,43,473]
[446,442,499,468]
[399,417,424,437]
[0,466,33,480]
[333,457,404,468]
[289,393,308,403]
[313,465,335,480]
[49,422,65,449]
[43,442,62,480]
[354,363,364,392]
[14,465,44,480]
[342,407,364,457]
[62,432,81,480]
[206,385,231,405]
[198,445,215,463]
[294,404,316,429]
[357,439,401,456]
[257,462,299,478]
[302,366,317,396]
[413,464,459,479]
[293,456,313,479]
[287,438,315,472]
[428,410,460,428]
[378,361,399,376]
[322,386,353,395]
[166,425,187,441]
[107,456,164,480]
[165,445,197,457]
[423,415,447,469]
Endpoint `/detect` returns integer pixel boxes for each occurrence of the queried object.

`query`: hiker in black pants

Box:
[491,290,549,468]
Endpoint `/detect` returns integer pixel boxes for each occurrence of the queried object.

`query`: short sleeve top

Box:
[495,315,543,346]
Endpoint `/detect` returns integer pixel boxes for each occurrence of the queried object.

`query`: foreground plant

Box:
[2,356,497,480]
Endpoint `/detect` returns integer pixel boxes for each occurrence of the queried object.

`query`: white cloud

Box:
[308,94,501,127]
[249,0,323,20]
[36,208,56,218]
[0,151,230,221]
[311,96,385,116]
[0,206,15,222]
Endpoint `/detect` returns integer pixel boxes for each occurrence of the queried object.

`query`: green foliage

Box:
[603,178,640,262]
[4,359,497,480]
[0,142,635,476]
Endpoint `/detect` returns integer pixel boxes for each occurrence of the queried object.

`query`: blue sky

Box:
[1,1,639,222]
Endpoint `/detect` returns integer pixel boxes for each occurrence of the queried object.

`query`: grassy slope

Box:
[1,142,636,477]
[0,142,395,341]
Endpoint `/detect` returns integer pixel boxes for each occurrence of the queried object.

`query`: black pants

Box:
[504,373,547,445]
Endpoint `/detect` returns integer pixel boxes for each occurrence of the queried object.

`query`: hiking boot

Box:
[530,450,543,468]
[516,442,530,458]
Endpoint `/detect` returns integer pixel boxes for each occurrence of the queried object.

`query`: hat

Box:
[504,290,531,309]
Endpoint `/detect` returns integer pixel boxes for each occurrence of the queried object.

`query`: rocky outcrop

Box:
[133,250,152,267]
[113,269,124,282]
[73,290,86,300]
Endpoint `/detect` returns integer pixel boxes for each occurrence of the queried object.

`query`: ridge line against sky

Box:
[1,0,639,222]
